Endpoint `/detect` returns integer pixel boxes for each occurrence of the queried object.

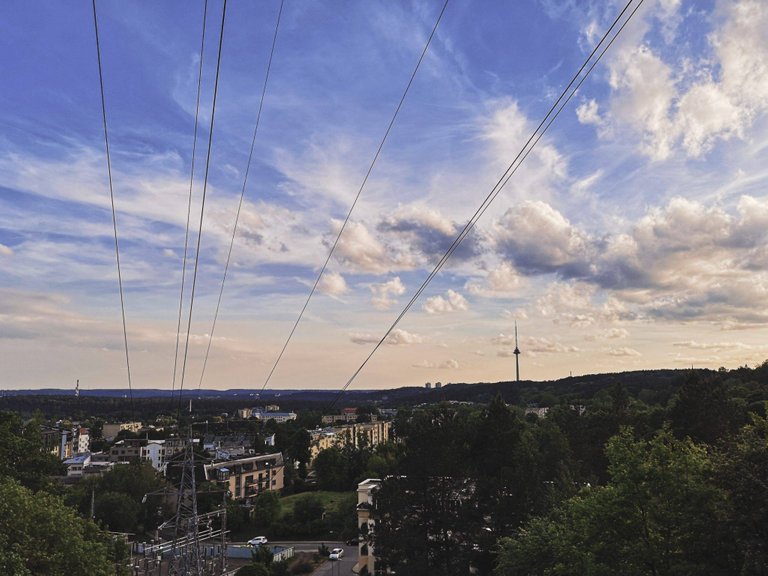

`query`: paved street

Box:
[307,544,356,576]
[230,540,357,575]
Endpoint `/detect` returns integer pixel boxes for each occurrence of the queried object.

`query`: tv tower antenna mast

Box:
[513,321,521,383]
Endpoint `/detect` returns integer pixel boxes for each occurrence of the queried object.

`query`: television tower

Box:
[513,321,521,383]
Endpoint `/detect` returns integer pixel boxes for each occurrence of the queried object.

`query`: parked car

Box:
[345,538,360,546]
[248,536,268,546]
[329,548,344,560]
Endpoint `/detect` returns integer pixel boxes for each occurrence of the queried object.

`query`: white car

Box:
[248,536,268,546]
[329,547,344,560]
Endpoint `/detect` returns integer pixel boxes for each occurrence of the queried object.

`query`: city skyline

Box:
[1,0,767,390]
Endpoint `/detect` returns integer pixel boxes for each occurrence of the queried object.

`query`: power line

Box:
[177,0,228,415]
[171,0,209,400]
[91,0,135,416]
[260,0,451,392]
[328,0,646,410]
[197,0,285,394]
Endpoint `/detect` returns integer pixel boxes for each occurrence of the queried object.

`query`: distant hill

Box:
[0,368,710,419]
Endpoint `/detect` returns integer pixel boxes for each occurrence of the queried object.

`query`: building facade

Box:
[309,421,392,462]
[203,453,285,500]
[354,478,381,575]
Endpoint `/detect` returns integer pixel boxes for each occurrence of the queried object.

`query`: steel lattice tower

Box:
[167,429,203,576]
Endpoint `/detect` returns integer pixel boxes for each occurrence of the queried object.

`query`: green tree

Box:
[236,563,270,576]
[313,446,348,490]
[495,428,736,576]
[669,372,742,445]
[0,477,113,576]
[95,491,141,533]
[293,493,324,524]
[715,406,768,574]
[372,475,480,576]
[253,490,281,528]
[0,412,64,492]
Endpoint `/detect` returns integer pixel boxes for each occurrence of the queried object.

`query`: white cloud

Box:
[318,271,349,296]
[491,201,593,276]
[0,243,13,256]
[594,0,768,159]
[423,289,468,314]
[387,328,424,346]
[350,328,423,346]
[576,99,602,126]
[370,277,406,310]
[525,336,579,355]
[332,220,404,274]
[466,261,523,298]
[412,358,459,369]
[672,340,755,351]
[608,346,642,357]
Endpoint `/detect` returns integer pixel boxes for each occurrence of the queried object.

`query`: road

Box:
[307,544,356,576]
[231,540,357,575]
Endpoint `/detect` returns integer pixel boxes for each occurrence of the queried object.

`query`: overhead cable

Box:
[177,0,228,414]
[91,0,135,416]
[328,0,646,410]
[260,0,451,392]
[197,0,285,394]
[171,0,210,399]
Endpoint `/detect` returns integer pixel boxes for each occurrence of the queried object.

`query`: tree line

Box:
[363,366,768,575]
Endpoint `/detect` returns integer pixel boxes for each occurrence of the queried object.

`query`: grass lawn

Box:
[278,490,354,518]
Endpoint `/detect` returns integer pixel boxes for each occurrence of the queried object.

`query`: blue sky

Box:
[1,0,767,391]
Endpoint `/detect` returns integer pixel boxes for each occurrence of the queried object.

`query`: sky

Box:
[1,0,768,391]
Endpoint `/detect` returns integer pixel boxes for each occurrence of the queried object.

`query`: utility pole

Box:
[167,428,203,575]
[139,426,227,576]
[513,321,521,383]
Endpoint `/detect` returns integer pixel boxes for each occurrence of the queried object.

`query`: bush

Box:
[289,560,314,575]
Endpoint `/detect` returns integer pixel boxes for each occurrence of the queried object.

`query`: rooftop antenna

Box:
[513,321,521,383]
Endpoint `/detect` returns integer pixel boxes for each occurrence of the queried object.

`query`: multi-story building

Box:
[141,440,166,471]
[63,453,91,477]
[109,438,146,463]
[203,453,285,500]
[76,427,90,453]
[309,420,392,461]
[252,411,296,424]
[354,478,381,575]
[102,422,142,441]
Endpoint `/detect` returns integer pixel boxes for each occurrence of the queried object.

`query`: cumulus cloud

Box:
[476,196,768,326]
[493,333,577,357]
[370,277,406,310]
[604,328,630,340]
[576,98,603,127]
[672,340,755,350]
[595,0,768,159]
[318,271,349,296]
[608,347,642,357]
[525,336,579,355]
[331,219,406,274]
[350,328,423,346]
[466,261,523,297]
[0,243,13,256]
[412,358,459,369]
[490,201,593,277]
[423,289,468,314]
[378,204,483,262]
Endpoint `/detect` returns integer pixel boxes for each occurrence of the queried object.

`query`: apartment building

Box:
[309,420,392,461]
[203,452,285,500]
[103,421,143,441]
[354,478,381,575]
